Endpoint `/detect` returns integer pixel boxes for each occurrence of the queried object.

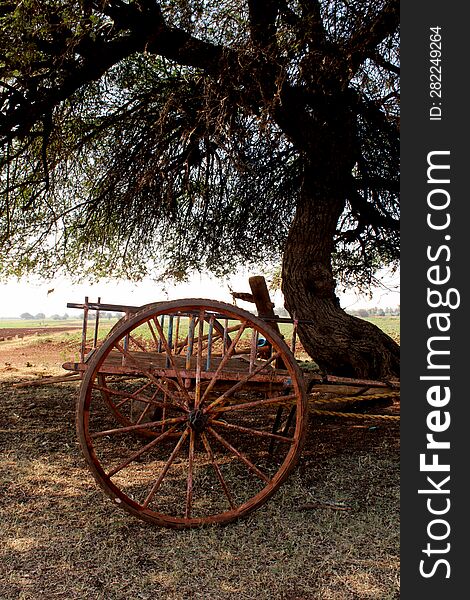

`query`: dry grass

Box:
[0,337,399,600]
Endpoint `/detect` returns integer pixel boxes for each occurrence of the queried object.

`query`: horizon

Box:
[0,268,400,319]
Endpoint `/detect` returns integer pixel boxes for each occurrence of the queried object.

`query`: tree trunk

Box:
[281,169,400,380]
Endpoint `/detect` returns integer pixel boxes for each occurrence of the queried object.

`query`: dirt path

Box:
[0,377,399,600]
[0,332,80,380]
[0,333,399,599]
[0,325,81,339]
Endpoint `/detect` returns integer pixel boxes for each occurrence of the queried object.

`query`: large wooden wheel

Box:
[76,299,307,528]
[95,305,230,436]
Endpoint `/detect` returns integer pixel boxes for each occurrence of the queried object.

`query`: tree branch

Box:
[354,177,399,194]
[247,0,279,50]
[298,0,328,48]
[346,0,399,74]
[348,187,400,232]
[370,50,400,76]
[0,3,230,143]
[1,31,145,141]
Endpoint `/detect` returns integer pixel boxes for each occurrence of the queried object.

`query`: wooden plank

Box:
[231,292,255,304]
[67,301,141,313]
[248,276,287,370]
[62,351,291,384]
[13,373,82,388]
[248,276,280,334]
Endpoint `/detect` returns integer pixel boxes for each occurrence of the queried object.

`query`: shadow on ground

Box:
[0,378,399,600]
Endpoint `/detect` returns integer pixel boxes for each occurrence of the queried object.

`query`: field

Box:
[363,317,400,344]
[0,317,400,599]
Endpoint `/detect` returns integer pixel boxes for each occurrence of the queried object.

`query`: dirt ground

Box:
[0,334,400,599]
[0,329,80,380]
[0,326,82,339]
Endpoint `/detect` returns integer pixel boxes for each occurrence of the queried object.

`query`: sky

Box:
[0,267,399,318]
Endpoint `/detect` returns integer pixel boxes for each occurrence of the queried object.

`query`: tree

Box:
[20,312,34,320]
[0,0,400,379]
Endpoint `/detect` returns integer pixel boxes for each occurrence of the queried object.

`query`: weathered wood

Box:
[248,276,286,371]
[231,291,255,304]
[63,350,291,385]
[67,301,140,312]
[13,373,82,388]
[76,298,308,528]
[248,276,280,333]
[309,384,399,396]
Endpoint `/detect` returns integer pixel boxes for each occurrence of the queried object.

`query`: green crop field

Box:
[364,316,400,344]
[0,318,80,328]
[0,315,400,346]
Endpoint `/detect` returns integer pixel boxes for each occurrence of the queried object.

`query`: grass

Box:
[0,314,400,599]
[0,318,84,328]
[364,317,400,344]
[0,380,399,599]
[1,315,400,360]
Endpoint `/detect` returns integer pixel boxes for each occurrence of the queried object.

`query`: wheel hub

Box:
[188,408,208,433]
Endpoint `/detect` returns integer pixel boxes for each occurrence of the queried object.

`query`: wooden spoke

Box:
[107,424,181,477]
[152,317,192,405]
[127,379,153,397]
[205,315,214,371]
[94,379,150,404]
[222,318,229,354]
[142,428,190,509]
[175,319,239,355]
[91,414,187,438]
[202,324,241,347]
[199,322,248,405]
[200,432,236,510]
[175,316,197,355]
[210,419,295,443]
[115,380,153,405]
[76,299,307,528]
[174,316,180,352]
[136,389,164,424]
[194,310,204,408]
[185,429,195,518]
[113,342,187,409]
[157,315,165,352]
[185,316,196,370]
[175,316,229,354]
[207,427,270,484]
[128,334,148,352]
[204,352,281,412]
[249,328,258,372]
[210,393,297,414]
[135,401,152,424]
[92,383,187,413]
[146,318,161,354]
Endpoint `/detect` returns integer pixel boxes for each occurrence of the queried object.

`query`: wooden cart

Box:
[64,291,396,528]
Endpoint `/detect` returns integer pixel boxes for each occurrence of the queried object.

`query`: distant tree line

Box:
[346,306,400,318]
[19,311,120,320]
[275,305,400,319]
[20,312,46,320]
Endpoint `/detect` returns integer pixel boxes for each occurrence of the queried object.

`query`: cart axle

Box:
[188,408,209,433]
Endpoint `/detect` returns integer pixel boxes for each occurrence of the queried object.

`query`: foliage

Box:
[347,306,400,317]
[19,312,34,319]
[1,0,399,289]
